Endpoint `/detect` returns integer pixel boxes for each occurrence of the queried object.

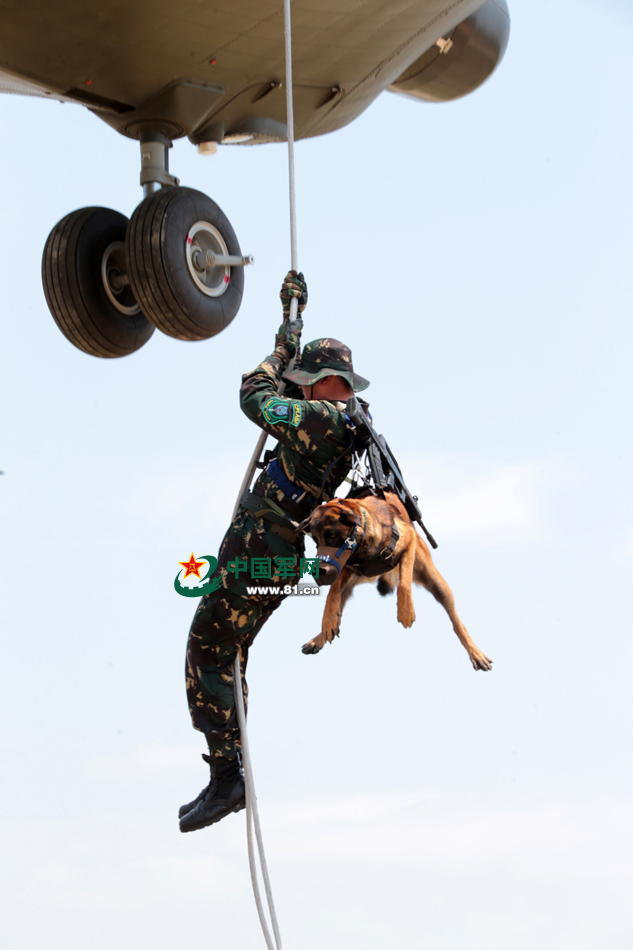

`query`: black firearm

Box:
[345,397,438,549]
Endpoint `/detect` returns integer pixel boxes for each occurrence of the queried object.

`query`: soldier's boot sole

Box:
[179,798,245,833]
[179,752,242,819]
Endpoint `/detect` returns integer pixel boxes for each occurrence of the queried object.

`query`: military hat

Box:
[283,338,370,392]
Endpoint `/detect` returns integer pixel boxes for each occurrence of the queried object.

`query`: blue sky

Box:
[2,1,633,948]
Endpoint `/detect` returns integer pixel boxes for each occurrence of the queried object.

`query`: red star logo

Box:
[179,552,206,579]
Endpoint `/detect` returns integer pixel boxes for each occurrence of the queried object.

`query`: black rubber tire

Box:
[42,207,155,358]
[126,187,244,341]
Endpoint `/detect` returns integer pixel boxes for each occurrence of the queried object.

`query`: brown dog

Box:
[300,491,492,671]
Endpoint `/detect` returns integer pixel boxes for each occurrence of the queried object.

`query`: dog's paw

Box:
[469,650,493,671]
[397,604,416,629]
[302,628,340,654]
[302,634,325,655]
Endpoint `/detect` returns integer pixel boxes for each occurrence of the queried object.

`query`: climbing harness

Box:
[238,452,313,545]
[229,2,300,948]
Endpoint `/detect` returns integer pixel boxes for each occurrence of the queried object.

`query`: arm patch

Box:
[262,397,303,427]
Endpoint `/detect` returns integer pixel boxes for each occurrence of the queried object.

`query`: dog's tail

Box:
[376,570,397,596]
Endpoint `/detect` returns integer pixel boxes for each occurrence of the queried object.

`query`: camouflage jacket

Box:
[240,348,354,504]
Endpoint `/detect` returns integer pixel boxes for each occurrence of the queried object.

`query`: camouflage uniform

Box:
[185,342,362,758]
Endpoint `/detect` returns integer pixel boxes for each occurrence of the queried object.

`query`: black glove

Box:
[280,270,308,315]
[275,318,303,360]
[281,379,304,399]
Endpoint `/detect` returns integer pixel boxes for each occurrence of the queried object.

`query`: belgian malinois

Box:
[300,491,492,671]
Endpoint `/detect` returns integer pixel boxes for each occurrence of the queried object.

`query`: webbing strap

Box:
[267,457,306,502]
[381,522,400,561]
[239,489,298,530]
[319,431,356,500]
[318,554,342,576]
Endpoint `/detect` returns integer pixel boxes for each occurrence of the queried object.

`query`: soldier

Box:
[179,272,370,833]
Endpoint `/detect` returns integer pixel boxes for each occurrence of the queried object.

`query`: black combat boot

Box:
[178,754,213,819]
[179,754,245,833]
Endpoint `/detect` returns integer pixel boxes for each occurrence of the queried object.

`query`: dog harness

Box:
[346,507,402,578]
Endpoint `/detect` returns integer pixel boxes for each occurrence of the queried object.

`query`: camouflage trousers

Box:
[185,507,304,758]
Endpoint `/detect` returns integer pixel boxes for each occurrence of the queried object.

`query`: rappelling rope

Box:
[234,651,282,950]
[284,0,299,274]
[232,0,300,525]
[230,1,300,947]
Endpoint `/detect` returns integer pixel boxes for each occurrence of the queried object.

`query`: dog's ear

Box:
[340,513,361,527]
[337,501,362,527]
[297,515,313,535]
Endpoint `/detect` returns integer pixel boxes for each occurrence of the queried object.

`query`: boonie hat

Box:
[283,338,370,392]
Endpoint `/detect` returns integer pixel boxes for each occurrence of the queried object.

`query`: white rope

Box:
[230,0,299,522]
[231,430,268,521]
[284,0,299,276]
[228,3,301,947]
[233,651,282,950]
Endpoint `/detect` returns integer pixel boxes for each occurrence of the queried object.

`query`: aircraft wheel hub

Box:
[101,241,140,316]
[185,221,230,298]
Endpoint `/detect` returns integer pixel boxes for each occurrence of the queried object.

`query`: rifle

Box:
[345,396,438,550]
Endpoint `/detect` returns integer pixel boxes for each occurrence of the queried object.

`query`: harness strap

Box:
[380,522,400,561]
[345,512,401,578]
[335,530,359,560]
[319,431,356,500]
[353,501,399,561]
[318,554,342,576]
[255,447,277,471]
